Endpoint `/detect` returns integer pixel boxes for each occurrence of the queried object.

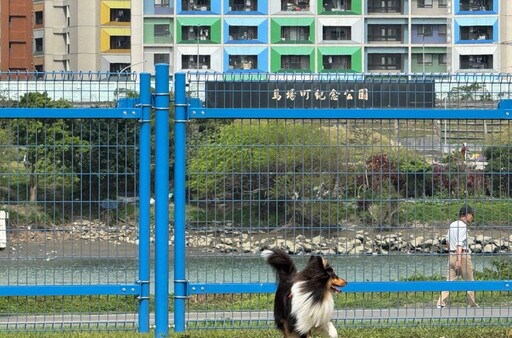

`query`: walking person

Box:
[436,206,479,308]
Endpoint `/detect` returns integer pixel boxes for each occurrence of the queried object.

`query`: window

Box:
[155,0,170,6]
[110,9,130,22]
[368,54,402,70]
[229,0,257,11]
[460,55,493,69]
[368,0,400,13]
[229,55,257,69]
[34,38,43,54]
[154,24,170,36]
[460,0,490,11]
[438,0,447,8]
[110,63,130,73]
[35,11,43,25]
[323,26,351,41]
[323,0,352,11]
[281,26,310,42]
[281,55,310,70]
[460,26,492,41]
[184,0,211,11]
[154,53,170,64]
[368,25,402,42]
[182,55,210,69]
[155,0,172,14]
[438,25,447,36]
[418,0,433,8]
[183,26,210,41]
[439,54,447,65]
[417,54,433,65]
[418,25,433,37]
[281,0,310,11]
[228,26,258,41]
[110,36,131,49]
[323,55,351,70]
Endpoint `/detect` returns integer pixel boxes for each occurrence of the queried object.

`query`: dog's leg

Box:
[315,322,338,338]
[283,322,302,338]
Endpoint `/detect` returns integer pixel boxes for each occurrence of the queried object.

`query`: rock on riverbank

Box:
[9,219,511,256]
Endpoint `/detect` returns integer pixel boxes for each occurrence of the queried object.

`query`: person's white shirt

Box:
[447,220,469,252]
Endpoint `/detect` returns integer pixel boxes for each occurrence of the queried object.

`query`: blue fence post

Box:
[138,72,151,333]
[154,64,170,338]
[173,72,187,332]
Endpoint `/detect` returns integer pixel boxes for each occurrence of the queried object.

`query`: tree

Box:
[12,92,89,202]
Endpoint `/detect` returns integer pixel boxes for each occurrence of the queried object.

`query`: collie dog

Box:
[262,248,347,338]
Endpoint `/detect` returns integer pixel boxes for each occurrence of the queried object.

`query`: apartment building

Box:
[0,0,510,74]
[0,1,33,72]
[0,0,133,73]
[137,0,510,75]
[43,0,131,72]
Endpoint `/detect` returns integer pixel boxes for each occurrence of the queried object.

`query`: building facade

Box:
[0,0,33,72]
[138,0,511,75]
[1,0,511,74]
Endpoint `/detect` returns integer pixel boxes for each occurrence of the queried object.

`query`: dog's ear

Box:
[308,255,321,264]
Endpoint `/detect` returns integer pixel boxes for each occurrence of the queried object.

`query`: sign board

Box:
[205,79,435,109]
[0,211,7,250]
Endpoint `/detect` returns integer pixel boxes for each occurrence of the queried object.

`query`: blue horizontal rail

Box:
[187,281,512,295]
[188,107,512,120]
[0,108,141,119]
[0,284,140,297]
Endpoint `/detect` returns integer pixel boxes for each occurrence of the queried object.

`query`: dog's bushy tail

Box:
[261,248,297,283]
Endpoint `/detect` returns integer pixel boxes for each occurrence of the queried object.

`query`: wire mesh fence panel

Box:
[178,72,512,330]
[0,72,149,333]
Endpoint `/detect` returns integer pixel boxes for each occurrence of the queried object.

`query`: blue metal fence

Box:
[169,72,512,334]
[3,67,512,336]
[0,70,153,333]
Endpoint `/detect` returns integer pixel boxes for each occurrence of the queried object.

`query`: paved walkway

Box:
[0,307,510,329]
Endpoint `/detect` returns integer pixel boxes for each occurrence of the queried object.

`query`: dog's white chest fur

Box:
[290,281,335,335]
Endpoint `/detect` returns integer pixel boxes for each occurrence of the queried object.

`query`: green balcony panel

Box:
[270,18,315,44]
[317,46,362,73]
[176,18,221,44]
[271,46,315,72]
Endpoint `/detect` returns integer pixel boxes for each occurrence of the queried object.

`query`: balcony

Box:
[281,27,310,43]
[322,0,351,12]
[153,24,173,44]
[281,55,310,71]
[323,26,351,42]
[459,26,493,42]
[368,0,402,14]
[182,26,211,43]
[322,55,352,71]
[459,0,492,12]
[228,55,257,70]
[182,0,211,11]
[229,0,257,11]
[110,36,131,50]
[281,0,310,12]
[368,54,403,72]
[412,24,447,44]
[155,0,173,14]
[368,25,403,43]
[460,55,493,70]
[228,26,258,41]
[110,9,130,23]
[183,55,210,70]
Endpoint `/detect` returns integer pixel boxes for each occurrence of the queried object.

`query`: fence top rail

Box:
[0,107,142,119]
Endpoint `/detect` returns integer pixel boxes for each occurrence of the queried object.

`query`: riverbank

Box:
[4,218,512,258]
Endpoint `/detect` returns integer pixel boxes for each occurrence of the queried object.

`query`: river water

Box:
[0,240,505,293]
